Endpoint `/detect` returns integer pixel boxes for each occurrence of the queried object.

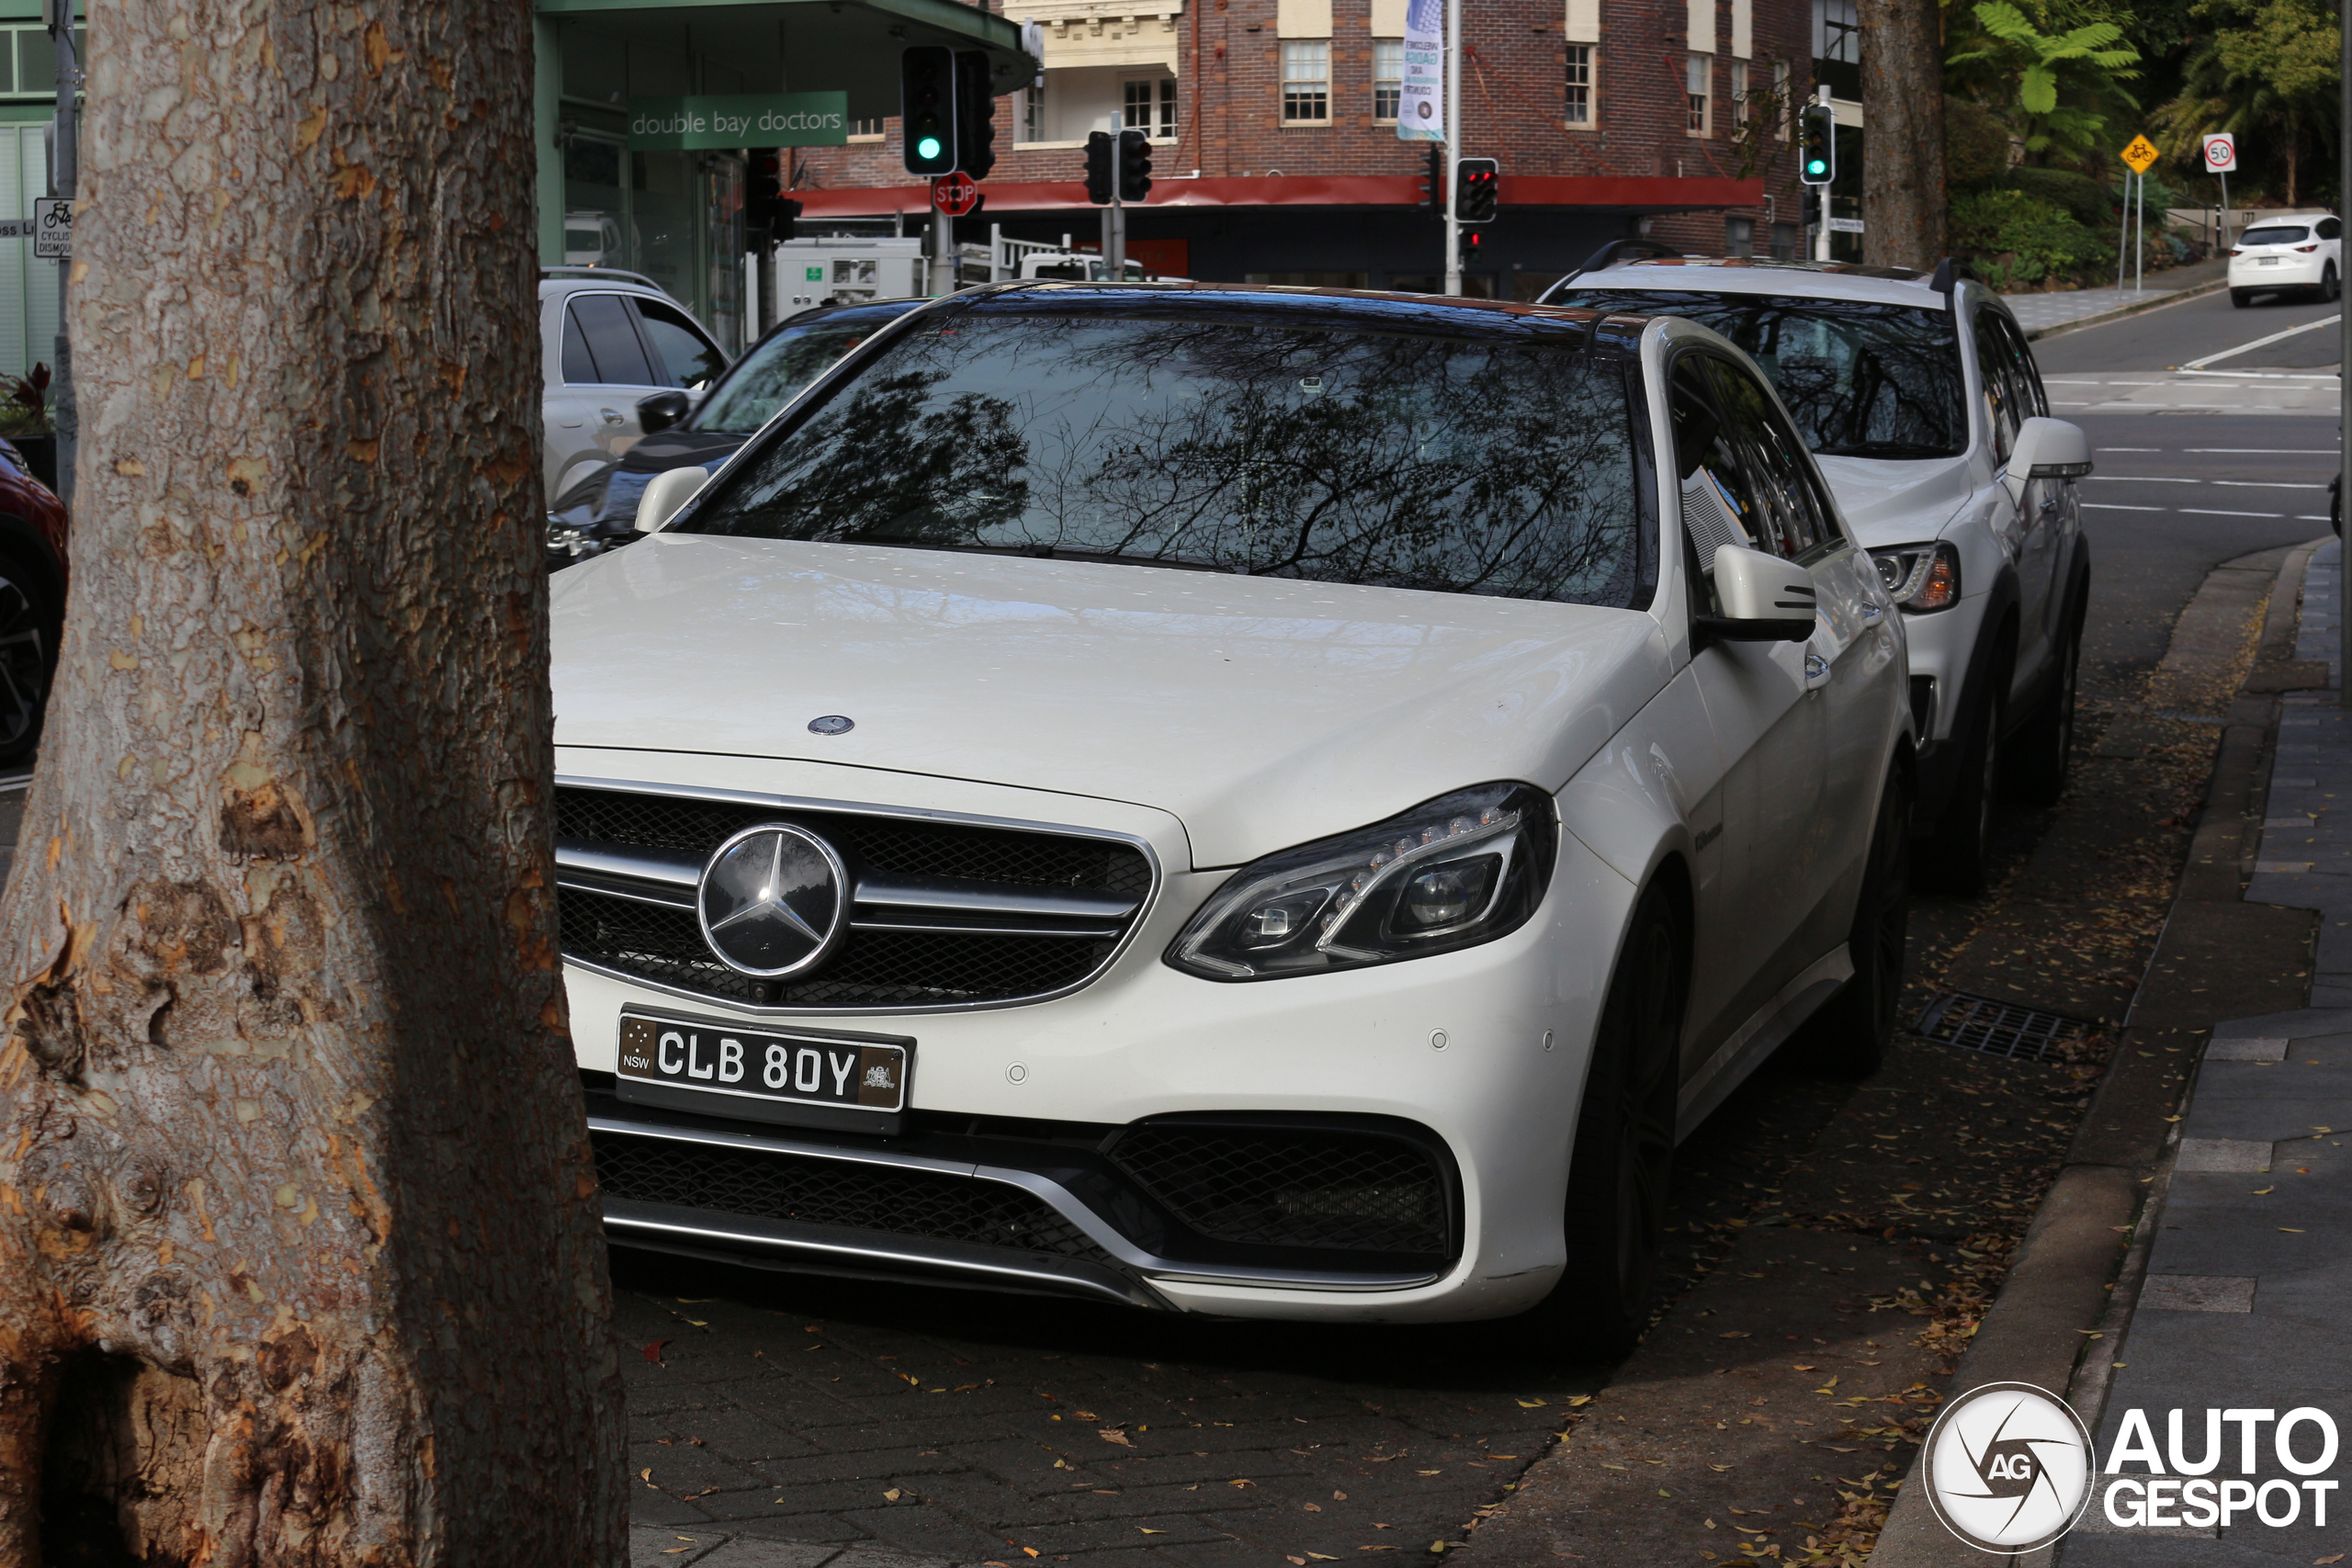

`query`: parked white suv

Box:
[2230,214,2343,306]
[546,284,1912,1345]
[1547,258,2091,892]
[539,269,729,497]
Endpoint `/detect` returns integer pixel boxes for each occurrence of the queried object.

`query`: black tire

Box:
[1799,771,1911,1077]
[1919,678,2003,896]
[0,555,58,767]
[2324,265,2341,303]
[1515,884,1686,1359]
[2232,288,2252,308]
[2006,617,2081,807]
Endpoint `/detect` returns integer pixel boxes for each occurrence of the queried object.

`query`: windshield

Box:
[679,308,1651,606]
[1553,289,1967,459]
[2241,226,2311,246]
[693,310,912,434]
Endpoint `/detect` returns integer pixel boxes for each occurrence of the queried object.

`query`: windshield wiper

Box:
[1815,441,1962,459]
[838,538,1232,574]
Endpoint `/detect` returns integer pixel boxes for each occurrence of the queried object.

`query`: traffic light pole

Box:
[930,208,954,297]
[1442,0,1462,296]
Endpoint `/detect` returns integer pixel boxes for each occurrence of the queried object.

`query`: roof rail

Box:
[541,265,670,294]
[1928,256,1977,297]
[1538,238,1688,303]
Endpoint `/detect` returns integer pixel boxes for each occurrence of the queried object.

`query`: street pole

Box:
[47,0,73,507]
[2219,169,2233,252]
[930,206,952,297]
[1813,87,1832,263]
[2339,0,2349,695]
[2115,174,2130,291]
[2135,171,2143,291]
[1442,0,1461,296]
[1107,188,1125,276]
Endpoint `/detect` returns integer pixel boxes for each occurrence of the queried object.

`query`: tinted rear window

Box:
[680,310,1652,607]
[1554,289,1967,459]
[2241,226,2312,245]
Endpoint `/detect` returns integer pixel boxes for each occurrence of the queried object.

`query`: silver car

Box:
[539,268,729,497]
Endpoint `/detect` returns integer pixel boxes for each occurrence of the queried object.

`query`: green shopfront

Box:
[0,0,78,383]
[531,0,1033,353]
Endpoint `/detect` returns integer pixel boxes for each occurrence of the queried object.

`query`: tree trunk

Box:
[1857,0,1950,268]
[0,0,626,1559]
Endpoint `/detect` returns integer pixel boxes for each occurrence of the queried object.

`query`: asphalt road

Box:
[616,300,2345,1566]
[2037,286,2341,373]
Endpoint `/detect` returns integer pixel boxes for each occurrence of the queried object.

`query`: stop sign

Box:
[932,173,979,217]
[2200,132,2238,174]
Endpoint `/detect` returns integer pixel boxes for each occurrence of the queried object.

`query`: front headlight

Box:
[1166,782,1557,981]
[1869,540,1962,612]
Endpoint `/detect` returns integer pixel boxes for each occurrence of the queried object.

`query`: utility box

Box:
[760,237,927,320]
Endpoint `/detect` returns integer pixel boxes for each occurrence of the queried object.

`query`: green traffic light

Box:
[918,136,944,160]
[1805,158,1826,175]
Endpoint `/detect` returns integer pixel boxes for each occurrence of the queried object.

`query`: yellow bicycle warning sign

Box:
[2121,135,2161,174]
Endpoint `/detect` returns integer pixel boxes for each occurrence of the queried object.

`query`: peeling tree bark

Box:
[0,0,625,1561]
[1858,0,1949,270]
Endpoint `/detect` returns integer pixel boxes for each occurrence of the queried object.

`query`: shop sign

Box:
[628,93,849,151]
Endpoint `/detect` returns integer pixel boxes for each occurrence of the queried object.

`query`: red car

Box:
[0,436,68,767]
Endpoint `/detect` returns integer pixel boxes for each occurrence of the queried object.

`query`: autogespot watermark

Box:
[1918,1384,2344,1552]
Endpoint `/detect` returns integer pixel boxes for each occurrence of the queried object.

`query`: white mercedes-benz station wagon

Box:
[548,284,1918,1348]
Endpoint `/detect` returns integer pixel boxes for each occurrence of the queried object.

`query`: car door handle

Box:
[599,408,627,425]
[1804,650,1832,689]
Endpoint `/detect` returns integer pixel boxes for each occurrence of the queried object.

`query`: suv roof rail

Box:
[1538,238,1688,302]
[541,266,669,294]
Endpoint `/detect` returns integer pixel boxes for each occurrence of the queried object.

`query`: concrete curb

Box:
[2017,278,2231,343]
[1867,540,2326,1567]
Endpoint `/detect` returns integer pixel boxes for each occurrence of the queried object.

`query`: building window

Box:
[1022,86,1045,143]
[1686,54,1710,134]
[1282,40,1330,122]
[1816,0,1859,63]
[1725,215,1755,256]
[1564,44,1594,125]
[850,118,885,137]
[1730,59,1747,121]
[1773,60,1792,137]
[1125,76,1177,138]
[1374,39,1403,120]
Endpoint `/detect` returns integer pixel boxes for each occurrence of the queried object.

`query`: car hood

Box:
[549,536,1672,868]
[1815,453,1981,547]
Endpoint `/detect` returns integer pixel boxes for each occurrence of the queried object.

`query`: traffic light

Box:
[1418,144,1444,212]
[744,150,787,248]
[1463,230,1483,260]
[1116,128,1153,202]
[900,46,957,176]
[1454,157,1498,223]
[1799,103,1835,186]
[955,50,996,180]
[1800,187,1823,229]
[1083,130,1114,204]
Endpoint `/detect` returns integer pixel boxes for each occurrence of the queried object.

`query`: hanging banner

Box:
[628,93,848,151]
[1397,0,1444,141]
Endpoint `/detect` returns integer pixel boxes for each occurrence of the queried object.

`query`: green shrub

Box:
[2006,166,2118,231]
[1947,96,2014,189]
[1951,188,2113,285]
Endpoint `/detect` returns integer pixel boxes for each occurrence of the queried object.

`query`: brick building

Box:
[787,0,1816,293]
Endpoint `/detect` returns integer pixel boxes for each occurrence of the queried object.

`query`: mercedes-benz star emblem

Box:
[808,715,854,736]
[696,823,851,978]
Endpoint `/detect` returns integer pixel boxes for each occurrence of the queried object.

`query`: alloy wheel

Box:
[0,572,50,759]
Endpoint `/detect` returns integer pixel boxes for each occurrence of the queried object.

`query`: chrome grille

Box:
[553,783,1154,1010]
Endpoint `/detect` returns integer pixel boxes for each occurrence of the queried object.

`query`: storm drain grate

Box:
[1911,992,2096,1061]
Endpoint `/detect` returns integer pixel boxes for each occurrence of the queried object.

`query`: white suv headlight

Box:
[1166,783,1557,981]
[1870,540,1962,612]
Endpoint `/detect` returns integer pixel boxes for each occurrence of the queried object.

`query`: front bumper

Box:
[560,749,1638,1322]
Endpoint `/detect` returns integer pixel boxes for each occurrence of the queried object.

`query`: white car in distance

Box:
[548,284,1912,1346]
[1547,258,2092,893]
[539,268,730,498]
[2230,214,2343,306]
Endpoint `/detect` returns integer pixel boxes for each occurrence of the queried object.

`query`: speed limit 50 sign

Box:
[2200,132,2238,174]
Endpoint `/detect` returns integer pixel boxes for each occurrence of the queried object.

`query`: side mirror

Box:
[1697,544,1816,643]
[637,389,691,435]
[634,466,708,532]
[2003,416,2093,498]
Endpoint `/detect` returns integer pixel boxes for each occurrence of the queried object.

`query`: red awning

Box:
[790,173,1762,217]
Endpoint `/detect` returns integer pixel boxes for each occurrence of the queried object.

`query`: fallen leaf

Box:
[1076,1410,1099,1420]
[884,1489,902,1502]
[1792,1365,1816,1372]
[1309,1555,1340,1562]
[1599,1463,1626,1471]
[1719,1331,1751,1338]
[2077,1331,2104,1338]
[1100,1429,1133,1447]
[1139,1529,1167,1536]
[1419,1469,1442,1476]
[2254,1187,2277,1195]
[1517,1399,1547,1408]
[1306,1503,1323,1512]
[1709,1464,1734,1472]
[1658,1488,1672,1497]
[640,1341,671,1364]
[1024,1551,1040,1560]
[639,1468,653,1483]
[1288,1558,1307,1565]
[2313,1554,2343,1564]
[2283,1228,2308,1233]
[1566,1395,1593,1406]
[1336,1491,1350,1500]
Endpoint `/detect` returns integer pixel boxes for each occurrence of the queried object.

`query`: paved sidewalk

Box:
[2059,537,2352,1564]
[2000,259,2228,336]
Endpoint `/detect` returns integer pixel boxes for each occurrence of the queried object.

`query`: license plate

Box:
[2259,256,2281,265]
[616,1010,911,1133]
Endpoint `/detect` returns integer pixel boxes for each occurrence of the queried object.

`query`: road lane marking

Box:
[2212,480,2329,489]
[2089,475,2202,482]
[2181,508,2286,517]
[2180,316,2343,369]
[2185,448,2340,454]
[2084,503,2165,511]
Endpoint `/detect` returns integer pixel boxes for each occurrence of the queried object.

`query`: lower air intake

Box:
[1108,1123,1452,1256]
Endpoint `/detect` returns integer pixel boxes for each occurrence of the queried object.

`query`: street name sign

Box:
[2121,135,2160,174]
[2200,132,2238,174]
[628,93,849,151]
